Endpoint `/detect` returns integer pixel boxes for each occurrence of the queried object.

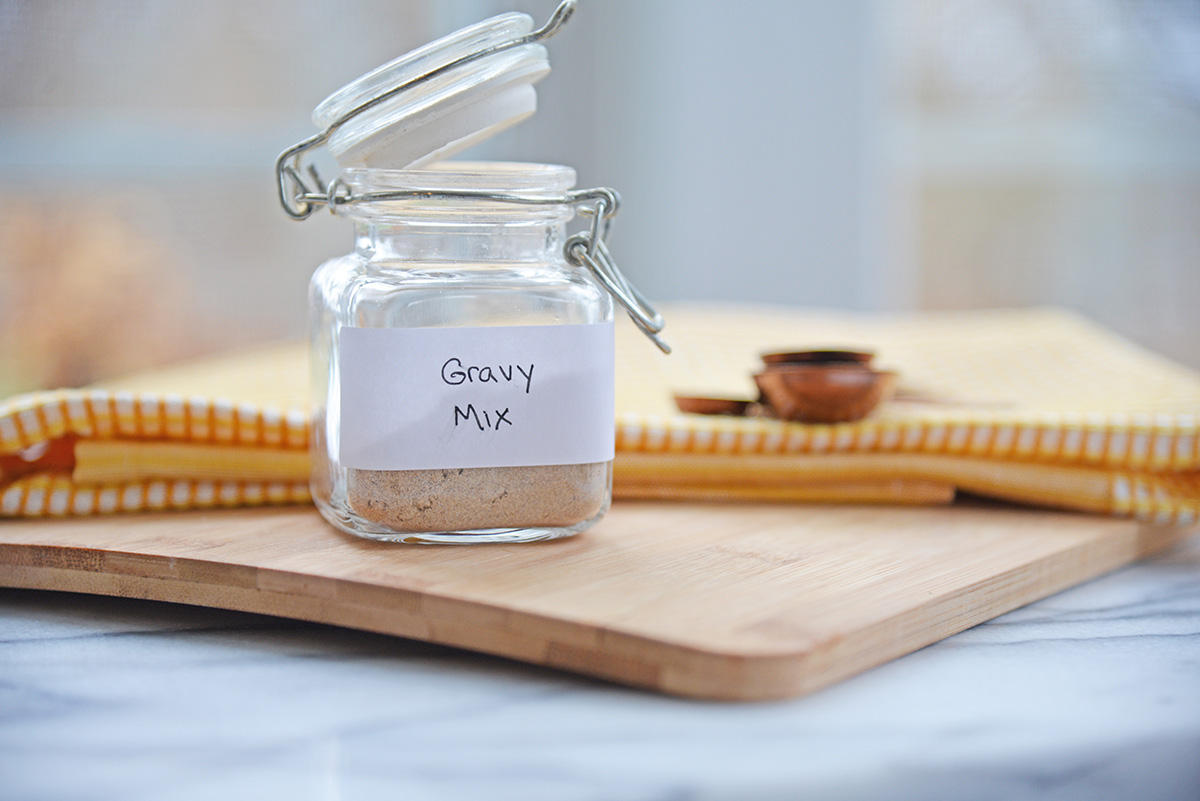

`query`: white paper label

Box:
[338,322,615,471]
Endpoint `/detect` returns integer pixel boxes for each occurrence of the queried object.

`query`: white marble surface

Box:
[1,533,1198,801]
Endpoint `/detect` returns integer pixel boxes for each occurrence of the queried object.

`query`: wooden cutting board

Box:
[0,501,1192,700]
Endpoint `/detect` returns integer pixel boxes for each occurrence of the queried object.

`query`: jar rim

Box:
[341,161,577,196]
[335,161,578,222]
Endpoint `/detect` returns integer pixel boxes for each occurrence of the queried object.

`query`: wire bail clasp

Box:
[565,195,669,354]
[315,183,669,354]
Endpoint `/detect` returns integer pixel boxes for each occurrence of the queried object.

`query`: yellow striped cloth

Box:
[2,305,1198,523]
[614,306,1200,523]
[0,345,312,517]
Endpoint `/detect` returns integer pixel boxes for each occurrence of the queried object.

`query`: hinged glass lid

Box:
[275,0,669,353]
[275,1,576,220]
[311,12,550,170]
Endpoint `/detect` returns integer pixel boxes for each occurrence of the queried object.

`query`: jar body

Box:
[309,163,614,543]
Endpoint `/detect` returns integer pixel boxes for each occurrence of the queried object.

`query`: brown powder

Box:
[346,462,608,533]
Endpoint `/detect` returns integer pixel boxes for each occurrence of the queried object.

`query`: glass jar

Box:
[283,1,666,543]
[309,161,616,544]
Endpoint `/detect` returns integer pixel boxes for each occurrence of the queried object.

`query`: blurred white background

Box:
[1,0,1198,394]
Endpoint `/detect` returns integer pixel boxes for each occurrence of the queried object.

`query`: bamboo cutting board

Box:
[0,501,1192,700]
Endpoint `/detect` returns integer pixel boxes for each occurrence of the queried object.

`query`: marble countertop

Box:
[2,533,1198,801]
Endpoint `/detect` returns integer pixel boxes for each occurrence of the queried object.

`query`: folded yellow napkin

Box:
[615,306,1199,522]
[0,345,311,517]
[2,305,1198,523]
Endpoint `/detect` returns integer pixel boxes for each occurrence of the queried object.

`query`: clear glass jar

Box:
[309,161,615,544]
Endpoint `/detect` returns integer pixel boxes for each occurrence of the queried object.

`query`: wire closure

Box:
[566,235,669,354]
[315,184,670,354]
[275,0,577,221]
[273,0,668,352]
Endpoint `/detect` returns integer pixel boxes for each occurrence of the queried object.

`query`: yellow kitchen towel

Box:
[614,305,1200,522]
[0,343,312,517]
[1,305,1198,522]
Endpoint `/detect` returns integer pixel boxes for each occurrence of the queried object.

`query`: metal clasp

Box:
[564,198,669,354]
[322,183,670,354]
